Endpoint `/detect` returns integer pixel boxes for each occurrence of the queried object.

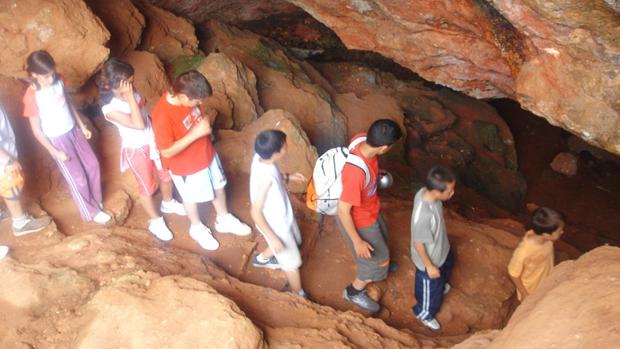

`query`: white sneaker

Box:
[214,214,251,236]
[160,199,186,216]
[421,318,441,331]
[189,224,220,250]
[148,217,173,241]
[0,245,9,260]
[93,211,112,224]
[444,282,451,295]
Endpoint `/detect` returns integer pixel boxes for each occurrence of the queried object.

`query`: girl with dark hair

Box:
[97,58,185,241]
[22,50,111,224]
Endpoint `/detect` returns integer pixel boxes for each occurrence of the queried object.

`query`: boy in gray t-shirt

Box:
[410,166,456,331]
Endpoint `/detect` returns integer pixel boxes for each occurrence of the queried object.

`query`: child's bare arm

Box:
[337,201,374,259]
[250,179,285,252]
[66,93,91,139]
[159,118,211,158]
[28,117,68,161]
[414,242,440,278]
[105,81,145,129]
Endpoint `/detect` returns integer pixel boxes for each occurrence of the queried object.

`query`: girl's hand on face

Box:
[119,80,135,100]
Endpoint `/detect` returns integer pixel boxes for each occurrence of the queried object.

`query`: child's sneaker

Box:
[444,282,451,295]
[420,317,441,331]
[189,224,220,250]
[215,214,251,236]
[160,199,186,216]
[93,211,112,224]
[0,245,9,260]
[252,254,280,269]
[342,289,381,314]
[148,217,173,241]
[13,215,52,237]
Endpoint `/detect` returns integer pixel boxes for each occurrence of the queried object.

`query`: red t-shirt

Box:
[340,133,380,229]
[151,94,215,176]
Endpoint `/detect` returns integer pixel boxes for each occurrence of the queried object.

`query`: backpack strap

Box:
[346,154,371,189]
[348,136,366,151]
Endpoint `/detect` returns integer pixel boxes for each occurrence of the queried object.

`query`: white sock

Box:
[257,253,270,263]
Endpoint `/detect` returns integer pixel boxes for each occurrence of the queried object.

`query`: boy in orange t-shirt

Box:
[151,71,251,251]
[337,119,402,314]
[508,207,565,301]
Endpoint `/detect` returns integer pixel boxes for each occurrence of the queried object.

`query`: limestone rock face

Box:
[197,53,263,130]
[121,50,168,111]
[76,274,266,349]
[217,109,318,193]
[137,2,199,64]
[85,0,145,57]
[0,0,110,88]
[286,0,620,155]
[456,246,620,349]
[202,20,347,153]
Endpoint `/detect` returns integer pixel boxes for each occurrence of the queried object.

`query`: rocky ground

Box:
[0,1,618,348]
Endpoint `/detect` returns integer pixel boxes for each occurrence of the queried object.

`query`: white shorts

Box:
[258,220,302,271]
[170,154,227,203]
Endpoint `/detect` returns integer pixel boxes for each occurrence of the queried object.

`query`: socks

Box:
[12,215,29,229]
[346,284,362,297]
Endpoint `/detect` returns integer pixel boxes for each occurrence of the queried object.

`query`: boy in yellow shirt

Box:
[508,207,565,301]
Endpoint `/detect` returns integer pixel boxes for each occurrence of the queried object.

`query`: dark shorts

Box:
[336,215,390,282]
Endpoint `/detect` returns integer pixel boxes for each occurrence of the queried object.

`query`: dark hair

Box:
[530,207,564,235]
[171,70,211,100]
[255,130,287,160]
[26,50,59,88]
[97,58,135,104]
[366,119,402,147]
[425,165,455,192]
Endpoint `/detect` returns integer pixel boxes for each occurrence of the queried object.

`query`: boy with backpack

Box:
[250,130,309,298]
[336,119,402,314]
[151,70,251,251]
[410,165,456,331]
[508,207,565,301]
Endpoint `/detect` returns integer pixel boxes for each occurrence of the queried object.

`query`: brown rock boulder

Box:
[76,273,266,349]
[0,0,110,88]
[550,152,578,177]
[197,53,263,130]
[334,93,404,139]
[217,109,318,193]
[85,0,145,57]
[202,20,347,153]
[456,246,620,348]
[121,50,168,110]
[137,3,199,64]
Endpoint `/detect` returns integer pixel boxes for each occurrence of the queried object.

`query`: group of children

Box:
[0,50,566,331]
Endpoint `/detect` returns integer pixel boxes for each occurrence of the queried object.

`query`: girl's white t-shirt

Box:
[101,93,153,149]
[249,154,294,235]
[32,80,75,137]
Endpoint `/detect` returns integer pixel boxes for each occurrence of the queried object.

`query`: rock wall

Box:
[0,0,110,87]
[285,0,620,155]
[455,246,620,349]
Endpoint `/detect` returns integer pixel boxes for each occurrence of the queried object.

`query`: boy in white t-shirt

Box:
[250,130,308,298]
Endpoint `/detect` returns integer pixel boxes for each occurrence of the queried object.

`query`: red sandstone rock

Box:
[456,246,620,348]
[137,2,199,64]
[85,0,145,57]
[121,50,168,111]
[0,0,110,88]
[202,20,347,153]
[287,0,620,155]
[77,274,266,349]
[550,152,578,176]
[217,109,318,193]
[197,53,263,130]
[334,93,404,139]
